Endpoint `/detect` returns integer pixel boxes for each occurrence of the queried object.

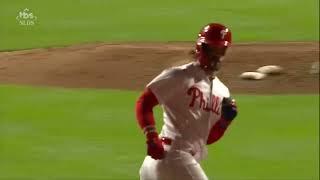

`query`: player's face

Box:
[202,44,227,72]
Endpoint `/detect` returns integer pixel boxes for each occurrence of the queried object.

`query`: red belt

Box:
[160,137,195,156]
[161,137,172,145]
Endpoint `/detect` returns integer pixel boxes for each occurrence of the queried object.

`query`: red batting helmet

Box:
[195,23,232,68]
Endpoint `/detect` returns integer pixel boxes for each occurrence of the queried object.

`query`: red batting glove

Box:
[146,131,165,160]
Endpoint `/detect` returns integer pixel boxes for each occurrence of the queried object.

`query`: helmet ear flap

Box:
[197,43,209,68]
[201,43,210,53]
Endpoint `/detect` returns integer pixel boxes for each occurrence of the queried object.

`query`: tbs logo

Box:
[16,8,38,26]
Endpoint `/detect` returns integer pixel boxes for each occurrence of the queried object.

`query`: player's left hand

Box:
[221,97,237,121]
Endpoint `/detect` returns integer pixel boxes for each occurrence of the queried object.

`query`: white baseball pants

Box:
[139,149,208,180]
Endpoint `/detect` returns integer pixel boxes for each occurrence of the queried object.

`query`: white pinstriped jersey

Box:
[147,62,230,161]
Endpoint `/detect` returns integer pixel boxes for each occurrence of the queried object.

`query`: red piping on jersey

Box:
[207,118,232,145]
[136,88,159,129]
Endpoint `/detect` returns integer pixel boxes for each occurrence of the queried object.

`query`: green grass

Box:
[0,0,319,50]
[0,1,318,179]
[0,85,318,179]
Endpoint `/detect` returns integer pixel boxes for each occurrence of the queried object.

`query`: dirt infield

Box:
[0,42,319,93]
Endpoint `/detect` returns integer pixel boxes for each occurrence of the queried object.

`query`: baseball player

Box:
[135,22,238,180]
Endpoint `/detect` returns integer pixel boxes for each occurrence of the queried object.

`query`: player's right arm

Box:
[136,88,164,160]
[135,67,183,159]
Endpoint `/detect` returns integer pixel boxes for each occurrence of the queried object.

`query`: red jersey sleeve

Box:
[207,118,232,145]
[135,88,159,131]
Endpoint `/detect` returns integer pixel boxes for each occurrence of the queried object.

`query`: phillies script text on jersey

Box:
[187,86,221,115]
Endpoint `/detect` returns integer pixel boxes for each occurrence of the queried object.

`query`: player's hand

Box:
[146,132,165,160]
[221,97,238,121]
